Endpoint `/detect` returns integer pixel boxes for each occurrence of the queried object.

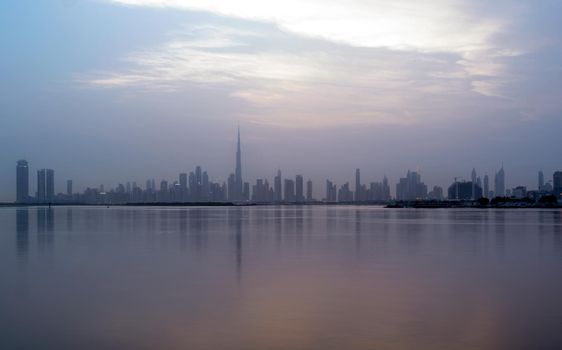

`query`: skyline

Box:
[2,1,562,201]
[11,130,560,203]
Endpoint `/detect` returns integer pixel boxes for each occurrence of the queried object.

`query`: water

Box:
[1,206,562,350]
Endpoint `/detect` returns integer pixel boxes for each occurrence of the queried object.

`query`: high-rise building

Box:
[395,170,427,200]
[295,175,304,202]
[538,171,544,191]
[67,180,73,196]
[37,169,46,202]
[483,175,489,198]
[274,170,282,202]
[284,179,295,202]
[231,127,244,201]
[553,171,562,199]
[16,160,29,203]
[46,169,55,201]
[355,168,362,202]
[306,179,313,202]
[179,173,188,199]
[495,166,505,197]
[326,180,337,202]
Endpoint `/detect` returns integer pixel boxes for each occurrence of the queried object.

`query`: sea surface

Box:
[1,206,562,350]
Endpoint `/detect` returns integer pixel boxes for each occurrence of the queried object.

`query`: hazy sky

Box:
[1,0,561,201]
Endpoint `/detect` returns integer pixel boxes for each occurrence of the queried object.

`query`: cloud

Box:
[84,1,536,126]
[106,0,504,54]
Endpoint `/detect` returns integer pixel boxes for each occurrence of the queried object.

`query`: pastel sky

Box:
[1,0,561,200]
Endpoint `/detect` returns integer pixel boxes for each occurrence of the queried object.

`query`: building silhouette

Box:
[37,169,46,202]
[306,179,313,202]
[495,166,505,197]
[295,175,304,203]
[448,181,483,200]
[46,169,55,201]
[396,170,427,200]
[553,171,562,199]
[16,160,29,203]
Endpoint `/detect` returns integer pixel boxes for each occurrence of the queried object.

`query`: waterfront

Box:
[1,206,562,349]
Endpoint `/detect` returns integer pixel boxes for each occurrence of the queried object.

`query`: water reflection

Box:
[16,209,29,259]
[37,208,55,251]
[2,206,562,350]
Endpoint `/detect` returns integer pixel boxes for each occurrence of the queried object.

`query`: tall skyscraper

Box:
[46,169,55,201]
[483,175,489,198]
[67,180,73,196]
[306,179,313,202]
[494,166,505,197]
[233,127,244,201]
[37,169,46,202]
[274,170,282,202]
[538,171,544,191]
[16,160,29,203]
[355,168,362,202]
[395,170,427,200]
[295,175,304,202]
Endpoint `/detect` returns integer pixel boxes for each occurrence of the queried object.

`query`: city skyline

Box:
[11,130,561,204]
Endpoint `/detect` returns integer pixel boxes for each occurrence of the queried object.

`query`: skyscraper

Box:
[233,127,244,201]
[37,169,46,202]
[355,168,362,202]
[67,180,73,196]
[16,160,29,203]
[539,171,544,191]
[306,179,313,202]
[274,170,282,202]
[295,175,304,202]
[494,166,505,197]
[483,175,489,198]
[46,169,55,201]
[284,179,295,202]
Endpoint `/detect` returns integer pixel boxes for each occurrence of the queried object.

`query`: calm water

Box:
[1,206,562,350]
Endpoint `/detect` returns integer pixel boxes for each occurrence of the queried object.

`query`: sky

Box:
[1,0,562,201]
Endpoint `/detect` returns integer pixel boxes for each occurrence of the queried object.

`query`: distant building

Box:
[483,175,490,198]
[284,179,295,202]
[428,186,444,200]
[448,181,483,200]
[355,169,363,202]
[538,171,544,191]
[553,171,562,199]
[512,186,527,199]
[306,179,313,201]
[46,169,55,201]
[67,180,73,196]
[37,169,46,202]
[396,170,427,200]
[274,170,282,202]
[338,182,353,202]
[326,180,337,202]
[16,160,29,203]
[295,175,304,203]
[494,166,505,197]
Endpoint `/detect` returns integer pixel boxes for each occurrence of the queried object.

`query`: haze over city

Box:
[2,0,562,200]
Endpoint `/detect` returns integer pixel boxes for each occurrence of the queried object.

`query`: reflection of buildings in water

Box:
[355,209,361,254]
[66,208,73,232]
[189,209,208,251]
[493,211,506,253]
[179,209,188,250]
[37,207,55,251]
[16,209,29,258]
[552,211,562,254]
[227,208,243,282]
